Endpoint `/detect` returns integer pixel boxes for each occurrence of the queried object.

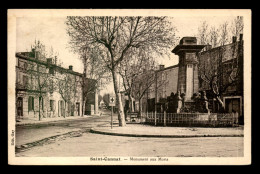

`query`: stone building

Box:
[130,36,243,122]
[15,51,98,120]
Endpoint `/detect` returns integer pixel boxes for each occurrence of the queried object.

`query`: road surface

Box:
[15,109,243,157]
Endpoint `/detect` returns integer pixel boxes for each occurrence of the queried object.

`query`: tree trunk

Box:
[81,102,84,117]
[216,95,225,112]
[111,68,126,127]
[81,90,84,117]
[38,96,41,121]
[138,98,142,118]
[128,95,134,112]
[82,96,86,117]
[82,51,87,117]
[64,101,66,118]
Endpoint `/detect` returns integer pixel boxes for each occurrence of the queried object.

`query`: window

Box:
[49,80,54,93]
[28,96,34,111]
[18,60,21,68]
[42,98,44,110]
[50,100,55,111]
[23,75,28,87]
[162,72,165,81]
[24,62,28,70]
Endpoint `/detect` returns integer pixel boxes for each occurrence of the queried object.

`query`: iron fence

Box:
[138,112,239,127]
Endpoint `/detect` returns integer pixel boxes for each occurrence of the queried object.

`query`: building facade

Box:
[15,51,98,120]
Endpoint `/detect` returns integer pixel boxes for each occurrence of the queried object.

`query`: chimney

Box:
[69,65,73,70]
[54,56,57,65]
[232,36,237,43]
[239,34,243,41]
[159,65,165,70]
[206,44,212,51]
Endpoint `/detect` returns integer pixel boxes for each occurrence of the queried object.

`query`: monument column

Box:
[172,37,205,101]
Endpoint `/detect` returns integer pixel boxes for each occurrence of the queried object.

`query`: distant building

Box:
[15,51,98,120]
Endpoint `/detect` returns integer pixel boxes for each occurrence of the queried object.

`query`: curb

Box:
[15,116,94,126]
[15,129,86,153]
[90,128,244,138]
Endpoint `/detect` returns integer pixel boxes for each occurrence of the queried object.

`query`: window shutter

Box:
[32,97,34,110]
[28,97,31,111]
[53,100,56,112]
[42,98,44,110]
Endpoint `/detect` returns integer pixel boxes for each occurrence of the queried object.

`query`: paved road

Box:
[15,109,112,146]
[15,109,244,157]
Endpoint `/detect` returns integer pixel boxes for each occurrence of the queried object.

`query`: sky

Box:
[16,16,236,95]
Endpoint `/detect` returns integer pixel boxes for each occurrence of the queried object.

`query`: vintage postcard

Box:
[8,9,251,165]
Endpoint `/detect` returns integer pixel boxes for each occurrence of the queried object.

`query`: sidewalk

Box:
[90,123,244,138]
[16,114,100,126]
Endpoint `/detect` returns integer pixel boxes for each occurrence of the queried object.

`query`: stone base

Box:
[184,100,195,109]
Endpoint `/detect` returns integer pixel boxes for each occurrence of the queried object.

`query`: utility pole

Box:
[111,105,113,129]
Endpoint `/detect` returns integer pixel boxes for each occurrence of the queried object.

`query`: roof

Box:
[16,52,83,77]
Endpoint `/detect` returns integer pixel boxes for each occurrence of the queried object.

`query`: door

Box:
[17,97,23,117]
[225,98,240,116]
[59,100,65,117]
[71,104,74,116]
[61,101,65,117]
[76,103,80,116]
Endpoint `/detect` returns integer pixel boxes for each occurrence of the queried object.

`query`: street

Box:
[15,109,244,157]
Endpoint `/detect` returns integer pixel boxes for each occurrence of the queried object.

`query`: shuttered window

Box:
[28,96,34,111]
[50,100,55,111]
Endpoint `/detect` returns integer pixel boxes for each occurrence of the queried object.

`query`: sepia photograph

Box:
[8,9,251,165]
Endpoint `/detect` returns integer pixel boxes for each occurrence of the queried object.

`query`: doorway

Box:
[58,100,65,117]
[71,103,74,116]
[17,97,23,117]
[76,102,80,116]
[225,98,241,116]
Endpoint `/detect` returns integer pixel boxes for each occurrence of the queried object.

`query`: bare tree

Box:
[219,21,230,46]
[132,69,156,116]
[26,40,53,121]
[198,21,209,45]
[80,48,110,116]
[118,47,156,113]
[209,26,219,48]
[231,16,244,39]
[198,39,243,111]
[56,70,75,117]
[66,16,176,126]
[198,16,243,48]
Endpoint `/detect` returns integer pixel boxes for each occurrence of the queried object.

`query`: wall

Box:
[156,66,179,102]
